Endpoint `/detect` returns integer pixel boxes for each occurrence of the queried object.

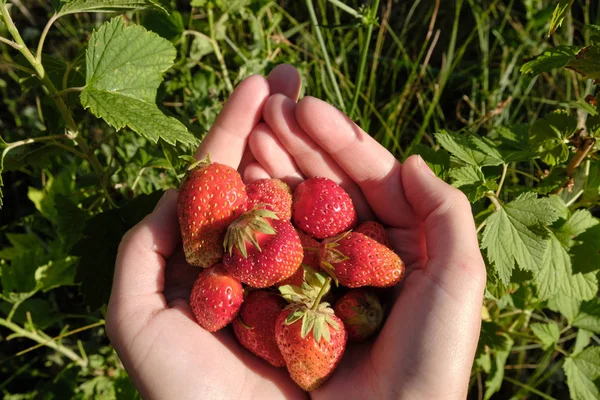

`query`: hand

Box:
[106,64,486,400]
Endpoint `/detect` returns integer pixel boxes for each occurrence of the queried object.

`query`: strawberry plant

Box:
[0,0,599,398]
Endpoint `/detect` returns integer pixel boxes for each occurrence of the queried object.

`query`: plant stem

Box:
[0,318,88,368]
[305,0,345,110]
[311,277,332,311]
[495,163,508,197]
[207,8,233,93]
[0,35,21,50]
[53,86,85,97]
[349,0,380,119]
[503,376,557,400]
[326,0,361,18]
[486,191,502,210]
[0,3,114,207]
[36,14,59,63]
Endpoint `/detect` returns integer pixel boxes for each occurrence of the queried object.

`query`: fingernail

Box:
[417,155,436,177]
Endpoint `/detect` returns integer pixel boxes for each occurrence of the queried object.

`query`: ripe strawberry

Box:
[223,208,303,288]
[246,179,292,221]
[319,232,405,288]
[334,290,384,342]
[189,264,243,332]
[276,231,320,287]
[275,279,347,391]
[355,221,390,247]
[292,177,357,239]
[233,291,286,367]
[178,158,248,268]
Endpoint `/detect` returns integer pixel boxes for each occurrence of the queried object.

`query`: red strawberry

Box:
[178,158,248,268]
[189,264,243,332]
[292,177,357,239]
[355,221,390,247]
[246,179,292,221]
[233,291,286,367]
[223,208,303,288]
[334,290,384,341]
[275,278,347,391]
[319,232,405,288]
[276,231,320,287]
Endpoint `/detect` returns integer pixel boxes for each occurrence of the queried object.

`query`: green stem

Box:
[495,163,508,197]
[349,0,379,119]
[207,8,233,93]
[0,35,21,50]
[326,0,361,18]
[0,4,114,207]
[305,0,345,110]
[0,318,88,368]
[486,191,502,210]
[503,376,557,400]
[4,134,71,151]
[36,14,59,63]
[311,277,332,311]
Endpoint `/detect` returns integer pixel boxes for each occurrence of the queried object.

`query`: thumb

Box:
[401,155,486,289]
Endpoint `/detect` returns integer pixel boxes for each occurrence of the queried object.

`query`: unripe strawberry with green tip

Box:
[189,264,243,332]
[292,177,357,239]
[223,207,303,288]
[276,277,347,391]
[355,221,390,247]
[246,178,292,221]
[319,231,405,288]
[233,290,286,367]
[178,156,248,268]
[334,290,384,342]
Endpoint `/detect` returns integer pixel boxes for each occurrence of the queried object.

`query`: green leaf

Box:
[547,292,581,324]
[190,34,214,61]
[413,144,451,180]
[567,46,600,80]
[484,335,513,399]
[563,346,600,400]
[531,322,560,350]
[549,0,574,36]
[573,298,600,334]
[481,192,558,284]
[450,165,498,202]
[556,210,598,248]
[572,225,600,274]
[532,233,571,300]
[521,46,580,75]
[57,0,165,16]
[529,110,577,166]
[434,130,503,167]
[80,17,198,147]
[561,272,598,302]
[573,329,593,355]
[72,191,163,309]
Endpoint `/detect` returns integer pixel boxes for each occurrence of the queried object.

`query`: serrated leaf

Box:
[571,225,600,274]
[450,165,498,202]
[484,335,513,400]
[531,322,560,350]
[72,191,163,309]
[561,272,598,301]
[549,0,574,36]
[532,233,571,300]
[556,210,598,247]
[81,17,198,147]
[548,293,581,324]
[567,46,600,80]
[521,46,580,75]
[573,329,593,355]
[57,0,165,16]
[481,192,558,285]
[563,346,600,400]
[529,111,577,166]
[573,298,600,334]
[434,130,503,167]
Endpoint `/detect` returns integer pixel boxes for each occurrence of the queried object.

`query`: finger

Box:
[237,146,257,177]
[249,122,304,188]
[195,75,270,168]
[263,94,373,219]
[242,161,272,182]
[107,190,179,330]
[267,64,302,100]
[295,96,419,228]
[401,155,486,288]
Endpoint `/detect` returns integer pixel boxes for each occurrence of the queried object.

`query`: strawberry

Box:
[189,264,244,332]
[276,231,320,287]
[223,208,303,288]
[246,178,292,221]
[355,221,390,247]
[334,290,384,341]
[178,157,248,268]
[275,278,347,391]
[319,232,405,288]
[292,177,357,239]
[233,291,286,367]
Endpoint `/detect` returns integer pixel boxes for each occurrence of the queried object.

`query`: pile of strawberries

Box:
[177,158,405,392]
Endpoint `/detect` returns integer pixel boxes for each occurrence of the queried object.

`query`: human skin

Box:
[106,64,486,400]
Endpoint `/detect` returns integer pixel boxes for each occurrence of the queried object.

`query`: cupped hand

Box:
[106,64,486,400]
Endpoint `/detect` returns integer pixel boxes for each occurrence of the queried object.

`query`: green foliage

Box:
[0,0,599,399]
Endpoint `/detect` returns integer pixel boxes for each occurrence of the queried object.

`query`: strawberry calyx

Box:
[185,154,211,172]
[318,231,352,284]
[282,276,339,343]
[279,266,330,307]
[224,206,279,258]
